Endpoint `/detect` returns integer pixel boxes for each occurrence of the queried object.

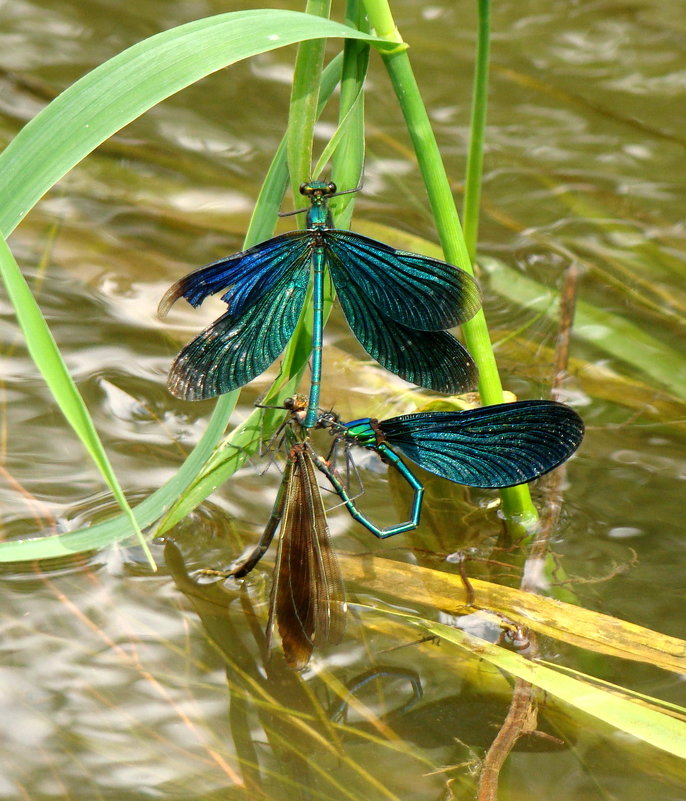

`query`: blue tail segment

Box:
[303,247,326,429]
[310,444,424,539]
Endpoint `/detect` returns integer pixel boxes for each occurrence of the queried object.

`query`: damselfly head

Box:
[283,395,307,410]
[300,181,337,198]
[283,394,310,426]
[316,410,342,433]
[298,181,361,202]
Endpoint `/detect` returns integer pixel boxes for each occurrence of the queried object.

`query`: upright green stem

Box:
[287,0,332,197]
[364,0,537,529]
[465,0,535,525]
[463,0,490,261]
[380,53,503,403]
[330,0,369,228]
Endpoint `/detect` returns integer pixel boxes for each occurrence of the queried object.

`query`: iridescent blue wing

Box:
[379,401,584,488]
[324,230,481,330]
[158,231,312,318]
[334,280,478,393]
[166,267,310,400]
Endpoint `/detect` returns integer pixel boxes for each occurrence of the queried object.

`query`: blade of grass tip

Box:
[541,661,686,718]
[243,138,290,247]
[0,235,155,567]
[311,88,364,181]
[329,12,369,228]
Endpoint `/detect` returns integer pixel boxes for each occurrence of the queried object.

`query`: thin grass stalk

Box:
[362,0,537,529]
[462,0,490,261]
[330,0,369,221]
[287,0,332,196]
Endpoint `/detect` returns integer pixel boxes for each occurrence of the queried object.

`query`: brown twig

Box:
[477,261,580,800]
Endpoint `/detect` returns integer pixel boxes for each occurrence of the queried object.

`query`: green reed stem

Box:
[330,0,369,226]
[287,0,332,195]
[363,0,537,530]
[463,0,490,261]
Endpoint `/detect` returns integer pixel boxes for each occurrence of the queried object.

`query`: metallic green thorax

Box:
[342,417,383,448]
[302,181,335,230]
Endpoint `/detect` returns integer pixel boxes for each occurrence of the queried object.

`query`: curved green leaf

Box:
[0,10,387,236]
[0,235,153,564]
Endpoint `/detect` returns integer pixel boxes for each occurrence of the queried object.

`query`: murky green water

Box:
[1,1,685,799]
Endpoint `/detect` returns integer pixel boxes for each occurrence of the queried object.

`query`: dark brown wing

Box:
[267,445,346,669]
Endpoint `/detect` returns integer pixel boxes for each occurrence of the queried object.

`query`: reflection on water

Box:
[1,0,686,798]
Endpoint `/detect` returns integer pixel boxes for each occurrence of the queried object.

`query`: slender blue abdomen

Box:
[303,244,325,428]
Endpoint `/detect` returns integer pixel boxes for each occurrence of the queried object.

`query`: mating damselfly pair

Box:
[159,182,584,668]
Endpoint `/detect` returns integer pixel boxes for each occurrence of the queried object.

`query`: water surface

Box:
[1,1,685,799]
